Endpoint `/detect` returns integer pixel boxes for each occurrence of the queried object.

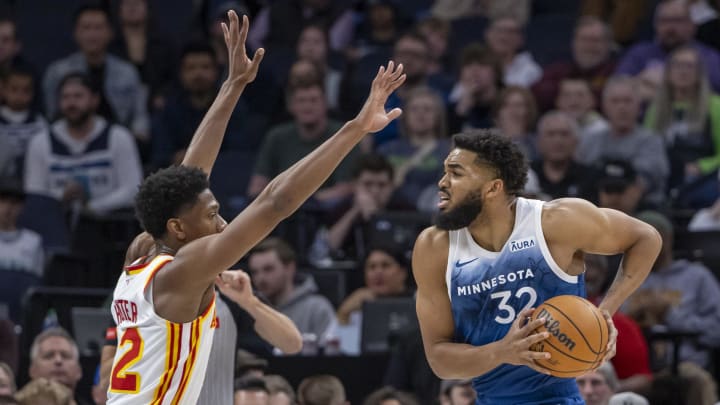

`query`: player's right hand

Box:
[497,307,554,375]
[352,61,406,133]
[222,10,264,86]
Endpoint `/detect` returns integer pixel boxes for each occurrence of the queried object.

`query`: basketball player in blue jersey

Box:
[412,130,663,405]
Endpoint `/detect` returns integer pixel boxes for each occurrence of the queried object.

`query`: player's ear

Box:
[486,178,503,198]
[167,218,186,241]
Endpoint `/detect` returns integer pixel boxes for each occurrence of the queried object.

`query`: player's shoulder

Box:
[415,226,449,250]
[542,198,597,221]
[124,232,156,268]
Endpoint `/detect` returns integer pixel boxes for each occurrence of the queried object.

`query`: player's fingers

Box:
[520,317,546,336]
[239,14,249,47]
[222,22,230,45]
[518,307,536,320]
[389,63,404,80]
[522,331,550,347]
[386,60,394,78]
[385,108,402,121]
[523,350,551,360]
[250,48,265,71]
[526,360,553,375]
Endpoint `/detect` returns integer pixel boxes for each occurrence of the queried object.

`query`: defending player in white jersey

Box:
[106,10,406,405]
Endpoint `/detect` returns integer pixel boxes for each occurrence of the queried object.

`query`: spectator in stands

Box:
[383,327,439,405]
[0,395,16,405]
[576,362,617,405]
[555,78,609,139]
[643,46,720,192]
[297,374,348,405]
[438,379,475,405]
[492,86,538,160]
[532,17,616,112]
[296,25,342,112]
[576,76,669,206]
[311,154,401,262]
[347,0,400,60]
[14,378,73,405]
[336,246,413,355]
[247,79,356,204]
[417,17,451,76]
[24,73,143,214]
[431,0,530,24]
[616,0,720,92]
[247,237,336,347]
[595,160,646,215]
[0,137,13,178]
[262,374,295,405]
[0,179,42,273]
[484,16,542,87]
[448,44,503,134]
[688,170,720,230]
[362,386,419,405]
[109,0,176,111]
[234,377,270,405]
[0,362,15,396]
[377,87,450,209]
[248,0,354,52]
[0,69,47,178]
[626,211,720,369]
[532,111,598,201]
[0,18,35,80]
[372,32,452,147]
[584,254,653,394]
[27,328,83,403]
[581,0,652,46]
[42,5,149,140]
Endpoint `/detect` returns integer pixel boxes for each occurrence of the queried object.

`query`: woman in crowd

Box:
[493,85,539,160]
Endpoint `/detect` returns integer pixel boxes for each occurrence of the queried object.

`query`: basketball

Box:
[529,295,608,378]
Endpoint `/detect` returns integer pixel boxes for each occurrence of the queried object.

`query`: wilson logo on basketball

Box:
[509,237,535,252]
[538,308,576,351]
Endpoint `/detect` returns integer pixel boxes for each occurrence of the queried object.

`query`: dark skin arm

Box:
[155,62,406,323]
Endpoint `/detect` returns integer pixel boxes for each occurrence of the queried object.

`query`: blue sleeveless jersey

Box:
[446,198,586,405]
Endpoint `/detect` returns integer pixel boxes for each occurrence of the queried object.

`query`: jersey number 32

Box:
[490,287,538,324]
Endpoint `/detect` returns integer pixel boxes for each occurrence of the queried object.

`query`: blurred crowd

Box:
[0,0,720,404]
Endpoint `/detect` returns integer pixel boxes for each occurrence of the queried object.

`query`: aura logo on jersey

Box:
[509,237,536,252]
[456,268,535,296]
[538,308,576,351]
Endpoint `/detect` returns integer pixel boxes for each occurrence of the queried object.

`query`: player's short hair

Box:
[351,154,394,180]
[297,374,346,405]
[135,165,209,239]
[29,327,79,362]
[452,129,528,196]
[73,4,111,27]
[250,237,297,265]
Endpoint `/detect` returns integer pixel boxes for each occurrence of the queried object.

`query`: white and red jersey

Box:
[107,254,217,405]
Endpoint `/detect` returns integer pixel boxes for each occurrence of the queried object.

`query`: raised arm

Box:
[171,62,406,289]
[181,11,264,176]
[543,198,663,314]
[413,227,551,379]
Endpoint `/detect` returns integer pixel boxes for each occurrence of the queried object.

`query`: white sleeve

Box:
[24,133,55,198]
[87,126,143,214]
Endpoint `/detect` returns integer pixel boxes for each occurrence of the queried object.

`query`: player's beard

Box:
[435,190,483,230]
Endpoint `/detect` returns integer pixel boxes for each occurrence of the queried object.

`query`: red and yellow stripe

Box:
[171,318,203,404]
[150,323,182,405]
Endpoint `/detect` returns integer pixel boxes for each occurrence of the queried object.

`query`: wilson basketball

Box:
[529,295,608,378]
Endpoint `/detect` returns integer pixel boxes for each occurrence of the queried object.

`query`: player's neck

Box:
[467,198,517,252]
[155,240,180,256]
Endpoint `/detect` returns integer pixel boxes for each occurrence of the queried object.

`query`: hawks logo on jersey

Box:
[107,255,216,405]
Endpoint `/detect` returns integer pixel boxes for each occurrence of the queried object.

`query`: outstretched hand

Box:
[222,10,264,85]
[354,61,406,133]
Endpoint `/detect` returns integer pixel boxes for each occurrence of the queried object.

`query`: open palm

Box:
[222,11,264,85]
[355,61,406,133]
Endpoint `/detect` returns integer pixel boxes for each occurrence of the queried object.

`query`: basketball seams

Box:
[577,298,608,367]
[536,338,598,364]
[543,301,604,356]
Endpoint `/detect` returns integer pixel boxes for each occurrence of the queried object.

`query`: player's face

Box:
[248,250,293,303]
[3,74,33,112]
[448,384,476,405]
[59,82,98,127]
[576,372,613,405]
[234,390,269,405]
[436,149,496,230]
[74,11,112,55]
[29,337,82,389]
[364,250,407,297]
[176,189,227,242]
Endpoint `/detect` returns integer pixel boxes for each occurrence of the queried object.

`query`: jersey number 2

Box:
[110,327,144,393]
[490,287,538,324]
